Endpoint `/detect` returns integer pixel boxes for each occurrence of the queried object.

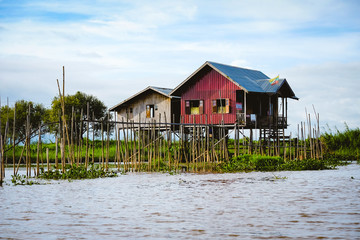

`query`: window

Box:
[126,107,133,119]
[185,100,203,115]
[212,98,230,114]
[146,104,155,118]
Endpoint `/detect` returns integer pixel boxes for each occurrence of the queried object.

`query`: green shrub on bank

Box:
[321,125,360,159]
[216,154,346,173]
[279,159,329,171]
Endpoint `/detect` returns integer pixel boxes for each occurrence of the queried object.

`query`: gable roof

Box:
[109,86,175,111]
[170,61,298,99]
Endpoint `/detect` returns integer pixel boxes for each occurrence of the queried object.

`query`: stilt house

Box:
[170,61,298,130]
[109,86,180,126]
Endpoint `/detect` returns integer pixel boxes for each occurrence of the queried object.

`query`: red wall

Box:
[180,69,241,125]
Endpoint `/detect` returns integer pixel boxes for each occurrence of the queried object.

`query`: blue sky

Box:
[0,0,359,134]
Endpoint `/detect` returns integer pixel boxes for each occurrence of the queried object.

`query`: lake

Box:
[0,163,359,239]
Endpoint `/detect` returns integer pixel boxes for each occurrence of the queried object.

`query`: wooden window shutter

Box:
[185,100,190,115]
[199,100,204,114]
[146,105,150,118]
[225,98,230,113]
[212,99,217,113]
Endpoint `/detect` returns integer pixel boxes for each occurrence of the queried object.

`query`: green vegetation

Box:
[11,174,41,186]
[0,100,47,141]
[10,164,117,185]
[321,124,360,162]
[38,164,117,180]
[0,92,112,144]
[215,154,342,173]
[47,91,112,136]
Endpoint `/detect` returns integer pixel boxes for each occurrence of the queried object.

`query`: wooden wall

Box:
[115,91,172,126]
[180,68,241,125]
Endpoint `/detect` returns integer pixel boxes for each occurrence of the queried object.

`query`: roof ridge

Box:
[150,86,173,90]
[207,61,261,72]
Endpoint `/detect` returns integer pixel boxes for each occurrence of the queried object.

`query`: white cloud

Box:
[0,0,359,132]
[284,62,360,133]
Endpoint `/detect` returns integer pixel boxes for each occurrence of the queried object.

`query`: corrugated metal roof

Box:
[254,78,285,93]
[208,61,269,93]
[207,61,297,99]
[171,61,294,96]
[150,86,173,96]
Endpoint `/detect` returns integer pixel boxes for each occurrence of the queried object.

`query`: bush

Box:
[216,154,344,172]
[216,154,284,172]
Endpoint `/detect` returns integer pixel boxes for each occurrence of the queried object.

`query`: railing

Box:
[236,114,287,128]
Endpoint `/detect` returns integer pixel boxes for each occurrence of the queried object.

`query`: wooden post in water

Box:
[71,106,75,165]
[26,104,31,177]
[36,124,41,176]
[12,103,16,175]
[78,109,83,165]
[85,103,90,169]
[46,148,50,172]
[101,121,105,169]
[0,104,2,186]
[92,113,95,164]
[55,136,59,169]
[106,112,110,171]
[122,118,128,172]
[138,117,141,171]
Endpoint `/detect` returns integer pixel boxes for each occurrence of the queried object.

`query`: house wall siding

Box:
[116,92,171,126]
[180,69,241,125]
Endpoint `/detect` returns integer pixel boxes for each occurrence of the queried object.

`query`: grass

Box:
[321,124,360,162]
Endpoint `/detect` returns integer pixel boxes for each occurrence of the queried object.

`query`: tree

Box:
[47,91,111,138]
[0,100,47,143]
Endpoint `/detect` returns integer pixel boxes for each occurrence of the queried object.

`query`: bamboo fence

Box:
[0,68,323,183]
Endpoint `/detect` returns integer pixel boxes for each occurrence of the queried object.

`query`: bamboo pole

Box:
[132,120,136,171]
[308,113,313,159]
[92,113,95,164]
[46,148,50,172]
[114,113,118,168]
[36,125,41,176]
[137,117,141,171]
[164,112,170,170]
[12,103,16,175]
[0,103,2,185]
[192,117,196,172]
[118,128,124,171]
[26,104,31,178]
[86,103,90,168]
[106,112,110,171]
[122,118,127,171]
[101,121,105,169]
[78,109,84,165]
[147,120,151,171]
[55,136,58,169]
[71,106,74,165]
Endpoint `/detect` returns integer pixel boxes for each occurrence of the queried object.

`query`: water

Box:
[1,164,359,239]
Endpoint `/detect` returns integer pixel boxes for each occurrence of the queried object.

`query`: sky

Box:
[0,0,359,135]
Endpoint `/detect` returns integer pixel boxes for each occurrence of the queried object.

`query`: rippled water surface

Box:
[1,164,359,239]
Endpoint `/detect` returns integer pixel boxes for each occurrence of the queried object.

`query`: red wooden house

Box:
[170,61,297,130]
